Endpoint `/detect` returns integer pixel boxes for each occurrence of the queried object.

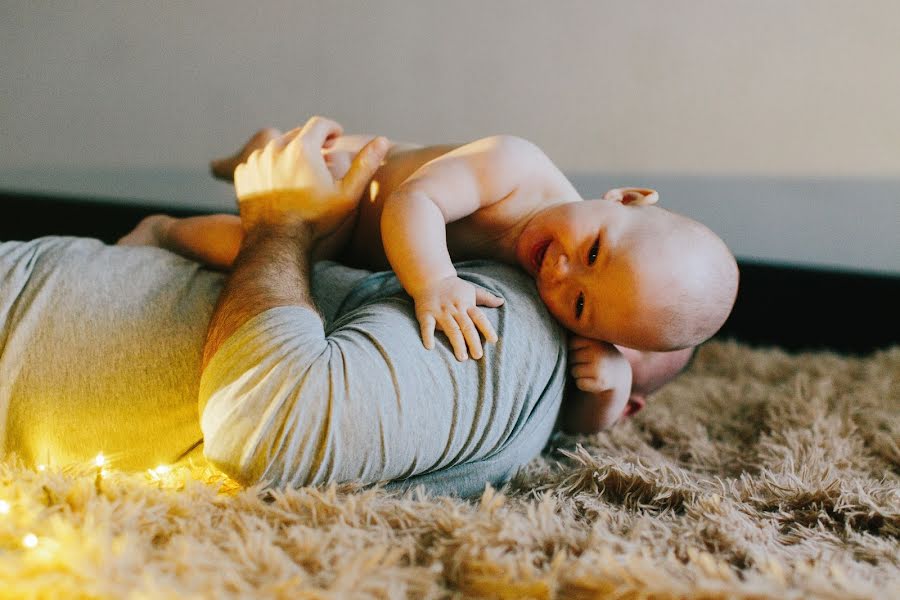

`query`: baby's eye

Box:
[588,238,600,265]
[575,292,585,319]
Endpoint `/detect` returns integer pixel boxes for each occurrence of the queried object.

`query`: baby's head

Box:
[515,190,738,351]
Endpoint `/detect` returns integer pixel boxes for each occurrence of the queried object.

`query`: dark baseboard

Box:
[3,191,214,244]
[3,191,898,354]
[716,261,898,354]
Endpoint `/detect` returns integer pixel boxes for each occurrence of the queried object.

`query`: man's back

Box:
[0,238,566,495]
[0,237,221,469]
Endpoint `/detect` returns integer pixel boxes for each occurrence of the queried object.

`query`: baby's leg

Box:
[117,214,173,248]
[118,214,243,270]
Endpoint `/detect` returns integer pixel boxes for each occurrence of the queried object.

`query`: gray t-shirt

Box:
[0,236,566,496]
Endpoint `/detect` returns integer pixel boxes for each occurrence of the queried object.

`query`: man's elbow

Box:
[201,423,270,487]
[199,342,357,489]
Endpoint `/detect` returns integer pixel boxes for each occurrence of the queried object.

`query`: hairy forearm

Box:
[202,221,317,370]
[381,190,456,295]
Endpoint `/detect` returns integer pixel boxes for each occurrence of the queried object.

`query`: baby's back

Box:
[340,143,460,269]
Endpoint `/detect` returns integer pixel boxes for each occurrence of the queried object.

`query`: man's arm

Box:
[201,221,315,370]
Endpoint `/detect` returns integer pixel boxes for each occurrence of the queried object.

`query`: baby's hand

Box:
[413,276,504,361]
[568,336,633,427]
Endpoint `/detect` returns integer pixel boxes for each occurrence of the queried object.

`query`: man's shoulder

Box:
[454,260,537,300]
[316,259,565,345]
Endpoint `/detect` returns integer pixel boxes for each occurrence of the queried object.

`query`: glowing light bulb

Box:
[0,500,9,514]
[23,533,38,548]
[94,453,105,468]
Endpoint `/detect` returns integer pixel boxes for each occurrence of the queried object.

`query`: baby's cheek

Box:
[536,284,569,326]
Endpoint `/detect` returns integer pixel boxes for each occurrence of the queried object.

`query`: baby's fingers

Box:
[568,335,594,351]
[572,375,600,394]
[474,288,504,308]
[436,314,468,361]
[468,306,498,345]
[570,363,601,382]
[455,310,484,360]
[418,312,436,350]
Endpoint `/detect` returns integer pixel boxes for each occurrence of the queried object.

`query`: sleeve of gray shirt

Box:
[198,260,567,497]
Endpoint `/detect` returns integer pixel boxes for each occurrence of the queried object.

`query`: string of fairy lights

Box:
[1,452,176,552]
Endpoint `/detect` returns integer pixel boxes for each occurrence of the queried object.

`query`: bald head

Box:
[624,206,739,350]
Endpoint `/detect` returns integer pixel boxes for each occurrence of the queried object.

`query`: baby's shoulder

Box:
[467,135,579,204]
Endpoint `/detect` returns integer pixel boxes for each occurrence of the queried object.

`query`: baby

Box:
[121,117,738,431]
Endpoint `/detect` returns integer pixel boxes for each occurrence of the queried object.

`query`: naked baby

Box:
[120,117,739,432]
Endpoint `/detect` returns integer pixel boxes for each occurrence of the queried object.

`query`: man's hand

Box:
[210,128,282,182]
[602,187,659,206]
[562,336,633,432]
[413,275,504,361]
[233,116,389,239]
[202,116,388,370]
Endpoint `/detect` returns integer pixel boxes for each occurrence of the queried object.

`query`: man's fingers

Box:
[455,310,483,360]
[436,314,468,361]
[298,116,344,153]
[341,137,390,200]
[279,126,304,149]
[322,131,340,149]
[474,288,504,308]
[419,313,436,350]
[210,128,282,182]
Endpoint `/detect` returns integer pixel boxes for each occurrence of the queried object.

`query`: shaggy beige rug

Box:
[0,340,897,599]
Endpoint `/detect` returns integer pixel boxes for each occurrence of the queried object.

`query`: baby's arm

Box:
[381,135,578,361]
[118,213,243,270]
[561,336,633,433]
[559,341,696,434]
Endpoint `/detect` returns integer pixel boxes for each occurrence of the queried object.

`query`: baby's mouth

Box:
[531,240,551,273]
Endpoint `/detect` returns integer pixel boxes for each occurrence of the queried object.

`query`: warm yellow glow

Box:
[94,453,105,468]
[0,500,9,514]
[100,469,109,478]
[23,533,38,548]
[369,180,380,202]
[153,465,171,476]
[37,464,46,472]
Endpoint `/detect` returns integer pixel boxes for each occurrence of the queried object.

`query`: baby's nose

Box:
[548,253,570,281]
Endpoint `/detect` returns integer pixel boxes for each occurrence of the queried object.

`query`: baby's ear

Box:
[602,187,659,206]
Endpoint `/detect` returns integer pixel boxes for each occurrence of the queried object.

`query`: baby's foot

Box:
[210,128,282,181]
[117,214,173,247]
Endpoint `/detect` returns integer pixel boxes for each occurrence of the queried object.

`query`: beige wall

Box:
[2,1,899,175]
